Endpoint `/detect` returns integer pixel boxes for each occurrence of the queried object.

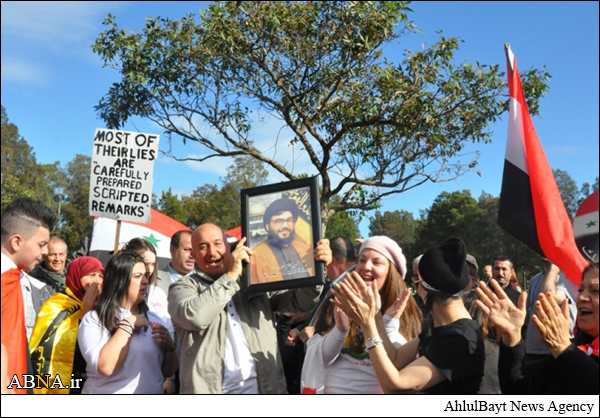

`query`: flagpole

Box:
[114,219,122,254]
[504,43,514,73]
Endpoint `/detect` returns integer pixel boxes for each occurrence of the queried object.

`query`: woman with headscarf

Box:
[77,251,178,394]
[302,236,421,394]
[29,256,105,394]
[333,237,485,394]
[476,263,598,394]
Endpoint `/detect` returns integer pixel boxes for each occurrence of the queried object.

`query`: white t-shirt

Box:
[78,308,169,394]
[323,316,406,394]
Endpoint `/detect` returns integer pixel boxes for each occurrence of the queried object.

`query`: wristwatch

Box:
[365,337,383,350]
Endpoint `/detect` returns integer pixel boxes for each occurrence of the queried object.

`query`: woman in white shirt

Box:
[304,236,422,394]
[78,252,178,394]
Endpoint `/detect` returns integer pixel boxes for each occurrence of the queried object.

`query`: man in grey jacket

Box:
[168,223,330,394]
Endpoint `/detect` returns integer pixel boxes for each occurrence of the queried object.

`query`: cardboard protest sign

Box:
[89,128,159,223]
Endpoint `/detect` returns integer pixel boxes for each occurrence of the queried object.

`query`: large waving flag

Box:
[89,209,190,267]
[498,44,588,286]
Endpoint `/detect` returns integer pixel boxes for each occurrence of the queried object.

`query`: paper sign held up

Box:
[89,128,159,223]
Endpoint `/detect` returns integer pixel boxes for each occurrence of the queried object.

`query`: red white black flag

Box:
[574,190,599,264]
[498,44,588,286]
[89,208,190,266]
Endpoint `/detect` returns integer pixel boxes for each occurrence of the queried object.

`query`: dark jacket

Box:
[29,261,67,294]
[499,334,599,394]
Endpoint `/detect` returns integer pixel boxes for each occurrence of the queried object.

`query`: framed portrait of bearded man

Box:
[241,177,324,293]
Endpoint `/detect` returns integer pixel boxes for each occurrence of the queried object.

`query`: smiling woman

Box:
[478,263,599,394]
[303,235,422,394]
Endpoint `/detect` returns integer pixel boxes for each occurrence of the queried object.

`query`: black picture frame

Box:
[241,177,324,293]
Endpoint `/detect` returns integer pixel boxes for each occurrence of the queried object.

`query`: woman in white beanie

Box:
[333,237,485,394]
[303,236,421,394]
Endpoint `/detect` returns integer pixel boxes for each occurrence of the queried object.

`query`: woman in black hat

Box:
[332,237,485,394]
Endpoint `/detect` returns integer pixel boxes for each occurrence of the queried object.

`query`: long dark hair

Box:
[94,252,148,335]
[123,237,158,286]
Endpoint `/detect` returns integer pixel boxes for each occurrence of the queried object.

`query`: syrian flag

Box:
[498,44,588,286]
[89,208,190,267]
[574,190,599,263]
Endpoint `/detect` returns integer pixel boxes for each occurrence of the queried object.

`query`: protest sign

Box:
[89,128,159,223]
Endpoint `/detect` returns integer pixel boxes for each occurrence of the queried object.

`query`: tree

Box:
[326,210,360,242]
[178,154,269,229]
[223,153,269,191]
[92,1,550,230]
[369,209,418,258]
[551,169,598,217]
[182,183,240,230]
[579,176,599,207]
[1,174,33,212]
[40,161,70,224]
[414,190,482,253]
[58,154,93,254]
[1,105,50,208]
[414,190,541,286]
[553,169,579,219]
[157,188,188,225]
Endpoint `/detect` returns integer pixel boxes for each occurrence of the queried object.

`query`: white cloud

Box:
[551,146,578,156]
[1,1,125,53]
[181,153,235,178]
[1,1,129,85]
[0,56,47,85]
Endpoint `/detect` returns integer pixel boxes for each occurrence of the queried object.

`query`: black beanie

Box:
[419,238,470,295]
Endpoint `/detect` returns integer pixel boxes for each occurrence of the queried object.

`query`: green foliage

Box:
[157,154,269,230]
[223,153,269,191]
[1,105,50,208]
[578,176,599,208]
[553,169,580,220]
[92,1,550,229]
[56,154,93,253]
[414,190,542,285]
[1,174,34,212]
[182,183,240,230]
[157,188,188,224]
[369,209,418,259]
[326,210,360,242]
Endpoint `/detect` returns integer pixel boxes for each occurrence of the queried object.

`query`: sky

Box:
[1,1,599,238]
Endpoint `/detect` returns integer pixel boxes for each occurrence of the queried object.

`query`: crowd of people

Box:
[1,197,598,395]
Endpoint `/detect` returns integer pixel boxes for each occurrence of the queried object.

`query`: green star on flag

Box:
[586,220,597,229]
[143,233,161,247]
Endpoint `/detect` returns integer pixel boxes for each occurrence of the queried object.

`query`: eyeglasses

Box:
[272,217,294,227]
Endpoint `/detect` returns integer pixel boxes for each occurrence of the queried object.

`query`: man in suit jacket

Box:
[157,230,194,295]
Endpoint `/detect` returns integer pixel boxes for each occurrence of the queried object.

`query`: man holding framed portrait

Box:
[250,198,315,284]
[241,177,325,293]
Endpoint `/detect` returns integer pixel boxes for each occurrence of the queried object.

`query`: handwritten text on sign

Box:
[89,128,159,223]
